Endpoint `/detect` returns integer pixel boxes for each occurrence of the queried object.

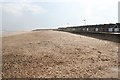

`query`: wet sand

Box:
[2,30,118,78]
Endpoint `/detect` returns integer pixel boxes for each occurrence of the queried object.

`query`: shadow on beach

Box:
[66,32,119,43]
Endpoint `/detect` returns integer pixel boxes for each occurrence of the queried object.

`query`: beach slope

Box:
[2,30,118,78]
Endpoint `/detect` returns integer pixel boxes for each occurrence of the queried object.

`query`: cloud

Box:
[3,2,46,16]
[16,0,120,3]
[3,3,23,16]
[2,0,119,3]
[0,3,2,8]
[26,4,46,14]
[1,0,32,3]
[80,0,119,21]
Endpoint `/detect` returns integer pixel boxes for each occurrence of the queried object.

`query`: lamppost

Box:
[83,19,86,25]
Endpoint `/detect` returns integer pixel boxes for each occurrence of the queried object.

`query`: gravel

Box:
[2,30,118,78]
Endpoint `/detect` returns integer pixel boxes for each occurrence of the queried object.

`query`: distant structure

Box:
[118,1,120,23]
[32,29,55,31]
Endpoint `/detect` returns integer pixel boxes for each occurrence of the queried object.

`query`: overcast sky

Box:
[1,0,120,31]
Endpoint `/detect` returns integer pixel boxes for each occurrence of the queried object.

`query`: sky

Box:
[118,1,120,23]
[0,0,120,31]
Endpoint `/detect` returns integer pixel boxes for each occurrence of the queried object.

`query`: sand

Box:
[2,30,118,78]
[2,31,30,37]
